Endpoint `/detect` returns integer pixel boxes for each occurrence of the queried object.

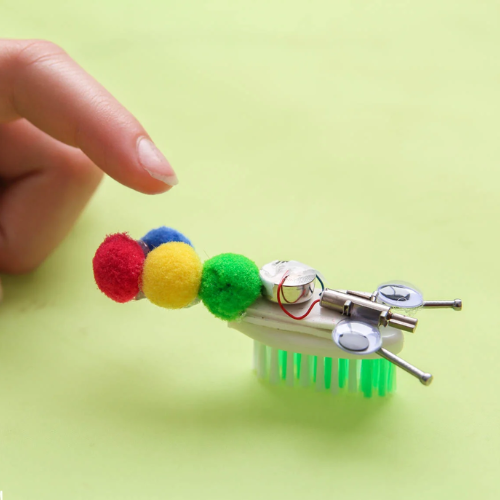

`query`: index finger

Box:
[0,39,178,194]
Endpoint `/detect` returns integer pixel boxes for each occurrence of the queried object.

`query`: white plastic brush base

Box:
[229,290,404,359]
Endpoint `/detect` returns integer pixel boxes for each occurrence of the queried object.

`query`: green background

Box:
[0,1,498,498]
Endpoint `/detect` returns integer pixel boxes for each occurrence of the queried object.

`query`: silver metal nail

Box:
[422,299,462,311]
[377,348,433,386]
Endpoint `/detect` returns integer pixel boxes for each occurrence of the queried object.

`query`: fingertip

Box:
[136,136,178,188]
[1,40,180,195]
[112,168,175,195]
[132,180,174,195]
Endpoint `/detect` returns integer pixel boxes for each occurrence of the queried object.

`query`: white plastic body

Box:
[228,290,404,359]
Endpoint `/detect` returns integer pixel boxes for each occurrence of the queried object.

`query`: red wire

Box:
[277,271,320,320]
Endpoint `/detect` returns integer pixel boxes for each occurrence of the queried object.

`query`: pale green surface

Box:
[0,1,498,498]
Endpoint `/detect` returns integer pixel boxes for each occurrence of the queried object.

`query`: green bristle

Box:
[295,353,302,379]
[361,359,373,398]
[279,350,287,380]
[324,357,332,389]
[339,359,348,388]
[387,361,396,393]
[372,359,380,388]
[378,358,388,396]
[252,341,396,397]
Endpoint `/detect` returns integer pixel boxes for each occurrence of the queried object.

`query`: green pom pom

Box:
[200,253,262,321]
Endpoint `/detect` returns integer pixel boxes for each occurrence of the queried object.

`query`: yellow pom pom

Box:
[142,242,202,309]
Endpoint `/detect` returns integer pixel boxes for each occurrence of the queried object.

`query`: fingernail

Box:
[137,137,178,186]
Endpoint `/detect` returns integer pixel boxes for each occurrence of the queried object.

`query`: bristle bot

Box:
[93,229,463,397]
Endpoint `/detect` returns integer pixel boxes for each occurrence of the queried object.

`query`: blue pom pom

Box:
[141,227,193,251]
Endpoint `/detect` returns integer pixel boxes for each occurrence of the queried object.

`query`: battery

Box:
[260,260,317,305]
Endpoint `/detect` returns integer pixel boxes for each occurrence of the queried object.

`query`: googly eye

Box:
[332,319,382,355]
[376,281,424,309]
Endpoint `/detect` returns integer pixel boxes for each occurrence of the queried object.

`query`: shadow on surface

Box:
[68,356,398,457]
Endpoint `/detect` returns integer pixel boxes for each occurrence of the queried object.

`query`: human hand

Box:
[0,39,177,288]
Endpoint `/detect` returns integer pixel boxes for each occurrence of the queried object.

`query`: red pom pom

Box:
[93,233,145,303]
